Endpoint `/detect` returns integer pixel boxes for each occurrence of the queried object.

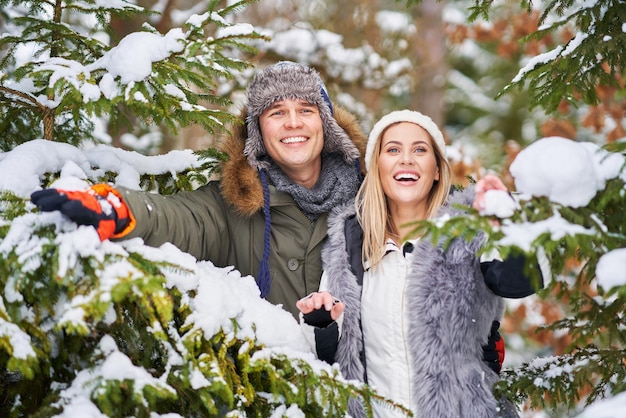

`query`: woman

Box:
[297,110,539,418]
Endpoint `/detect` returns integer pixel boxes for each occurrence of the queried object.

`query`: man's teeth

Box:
[394,173,419,181]
[281,136,307,144]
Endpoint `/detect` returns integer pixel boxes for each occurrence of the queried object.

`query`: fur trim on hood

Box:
[217,105,367,216]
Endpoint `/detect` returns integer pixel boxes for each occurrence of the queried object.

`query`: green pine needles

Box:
[409,168,626,413]
[0,182,393,417]
[0,0,266,149]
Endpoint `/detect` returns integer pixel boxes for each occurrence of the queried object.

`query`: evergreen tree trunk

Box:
[43,108,54,140]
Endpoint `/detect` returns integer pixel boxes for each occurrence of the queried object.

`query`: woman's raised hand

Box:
[472,174,509,213]
[296,291,345,321]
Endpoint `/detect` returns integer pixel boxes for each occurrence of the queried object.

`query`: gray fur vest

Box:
[322,187,513,418]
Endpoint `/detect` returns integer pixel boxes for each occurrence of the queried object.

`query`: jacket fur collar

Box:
[216,106,367,216]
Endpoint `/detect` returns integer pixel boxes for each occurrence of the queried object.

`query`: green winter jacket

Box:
[119,181,330,318]
[117,107,367,318]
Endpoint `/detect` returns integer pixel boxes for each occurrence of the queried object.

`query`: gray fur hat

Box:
[244,61,360,170]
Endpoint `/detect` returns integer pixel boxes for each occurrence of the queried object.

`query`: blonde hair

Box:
[356,122,452,269]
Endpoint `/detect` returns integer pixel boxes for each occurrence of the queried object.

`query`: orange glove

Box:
[31,184,135,241]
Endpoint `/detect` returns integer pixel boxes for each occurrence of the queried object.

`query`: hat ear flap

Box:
[319,103,360,163]
[244,113,269,171]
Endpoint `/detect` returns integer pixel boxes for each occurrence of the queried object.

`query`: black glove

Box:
[482,320,505,374]
[302,308,338,365]
[302,308,334,328]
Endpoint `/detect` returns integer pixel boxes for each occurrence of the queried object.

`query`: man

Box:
[31,62,367,319]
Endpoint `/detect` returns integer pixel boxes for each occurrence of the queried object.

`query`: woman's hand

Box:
[473,174,509,213]
[296,291,345,321]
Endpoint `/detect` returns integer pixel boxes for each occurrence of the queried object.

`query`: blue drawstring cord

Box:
[257,169,272,298]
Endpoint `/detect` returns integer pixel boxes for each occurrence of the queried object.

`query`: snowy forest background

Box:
[0,0,625,417]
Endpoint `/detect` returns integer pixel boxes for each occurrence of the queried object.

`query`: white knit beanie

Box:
[364,110,447,171]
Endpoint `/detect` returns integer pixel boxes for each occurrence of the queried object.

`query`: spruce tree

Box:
[0,0,262,149]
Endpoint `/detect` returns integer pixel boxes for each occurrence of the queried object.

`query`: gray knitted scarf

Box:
[266,154,361,221]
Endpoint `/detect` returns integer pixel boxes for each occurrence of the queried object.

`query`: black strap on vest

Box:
[344,214,364,285]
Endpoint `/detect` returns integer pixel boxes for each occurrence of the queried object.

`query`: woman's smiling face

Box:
[377,122,440,213]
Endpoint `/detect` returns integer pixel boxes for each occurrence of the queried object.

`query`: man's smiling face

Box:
[259,98,324,184]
